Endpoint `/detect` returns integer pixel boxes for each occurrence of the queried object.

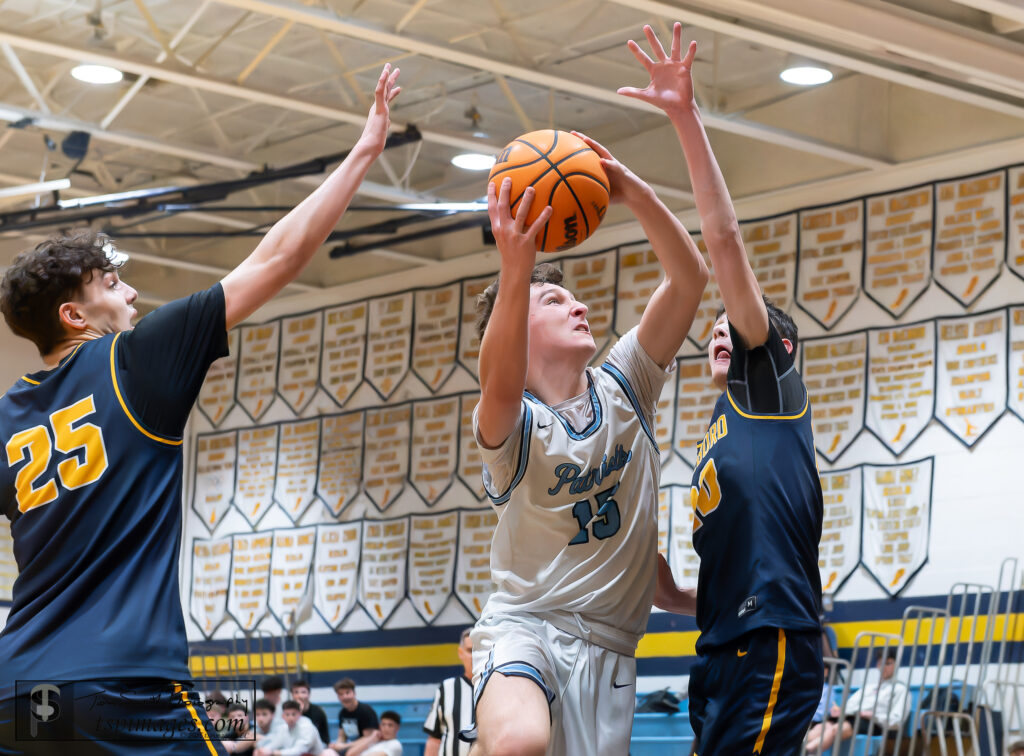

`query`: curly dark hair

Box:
[474,262,563,342]
[0,229,120,356]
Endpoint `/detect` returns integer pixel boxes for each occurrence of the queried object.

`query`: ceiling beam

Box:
[678,0,1024,100]
[211,0,888,169]
[0,100,431,204]
[945,0,1024,28]
[609,0,1024,121]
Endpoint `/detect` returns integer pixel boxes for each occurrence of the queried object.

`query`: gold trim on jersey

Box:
[754,628,787,754]
[110,332,183,446]
[726,389,808,421]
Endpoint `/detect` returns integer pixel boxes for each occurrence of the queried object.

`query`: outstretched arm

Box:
[653,553,696,615]
[221,64,401,330]
[573,133,707,369]
[475,179,552,449]
[619,25,769,349]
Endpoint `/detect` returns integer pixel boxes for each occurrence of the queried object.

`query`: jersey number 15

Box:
[5,395,109,513]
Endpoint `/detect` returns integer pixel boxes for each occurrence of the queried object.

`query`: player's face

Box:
[74,269,138,334]
[528,283,595,361]
[255,709,272,731]
[291,686,309,706]
[708,312,731,391]
[380,719,399,740]
[283,707,300,727]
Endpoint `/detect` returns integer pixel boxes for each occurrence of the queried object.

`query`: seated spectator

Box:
[811,662,834,725]
[1009,741,1024,756]
[255,700,325,756]
[327,678,379,755]
[262,676,286,728]
[346,711,402,756]
[805,649,908,753]
[252,698,288,753]
[207,690,230,733]
[222,702,255,753]
[292,678,330,745]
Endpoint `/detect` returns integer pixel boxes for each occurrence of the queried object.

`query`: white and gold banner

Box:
[412,284,460,392]
[359,518,409,627]
[801,333,867,462]
[615,244,662,336]
[818,468,862,595]
[198,329,239,426]
[316,412,364,518]
[457,393,486,500]
[408,511,458,623]
[192,432,237,533]
[313,523,362,629]
[363,406,411,510]
[667,484,699,590]
[410,397,459,505]
[797,201,863,329]
[278,312,322,414]
[455,509,497,618]
[274,420,320,523]
[236,321,279,421]
[234,426,279,527]
[865,186,932,317]
[227,532,272,631]
[934,172,1004,306]
[190,537,232,639]
[320,302,367,408]
[268,527,316,631]
[673,357,719,469]
[365,292,413,400]
[866,322,936,455]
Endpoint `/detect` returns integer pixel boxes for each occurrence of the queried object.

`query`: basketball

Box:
[488,129,610,252]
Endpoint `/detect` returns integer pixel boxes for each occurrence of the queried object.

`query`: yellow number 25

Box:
[6,395,109,513]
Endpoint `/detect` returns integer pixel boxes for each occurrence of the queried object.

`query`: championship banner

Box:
[408,511,458,623]
[313,523,362,630]
[797,201,863,329]
[363,406,411,511]
[865,186,933,317]
[654,374,676,466]
[673,357,719,469]
[801,332,867,462]
[234,425,279,527]
[198,329,239,426]
[278,312,322,414]
[0,517,16,602]
[359,518,409,628]
[686,235,719,348]
[457,277,491,379]
[935,311,1007,446]
[412,284,460,392]
[667,484,700,590]
[866,322,936,455]
[316,412,364,518]
[190,537,232,639]
[455,509,497,617]
[191,432,237,533]
[861,458,933,597]
[657,487,671,558]
[561,250,617,352]
[268,527,316,631]
[1009,167,1024,281]
[320,301,368,408]
[818,467,862,596]
[227,532,273,631]
[743,213,797,312]
[615,244,663,336]
[365,292,413,400]
[1009,307,1024,421]
[236,321,280,421]
[274,420,320,523]
[457,393,486,500]
[410,397,459,505]
[934,171,1005,306]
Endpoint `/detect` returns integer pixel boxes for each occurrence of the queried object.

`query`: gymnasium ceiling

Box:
[1,0,1023,312]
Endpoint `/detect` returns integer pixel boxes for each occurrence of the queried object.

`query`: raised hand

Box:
[617,23,697,118]
[487,177,552,260]
[357,63,401,156]
[571,131,650,207]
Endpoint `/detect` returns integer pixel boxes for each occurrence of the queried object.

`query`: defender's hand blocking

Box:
[570,131,650,207]
[357,63,402,156]
[487,177,552,261]
[618,23,697,117]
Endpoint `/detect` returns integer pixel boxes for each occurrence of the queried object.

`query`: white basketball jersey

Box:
[475,329,670,655]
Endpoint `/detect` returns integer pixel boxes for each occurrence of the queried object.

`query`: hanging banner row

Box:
[197,163,1024,426]
[190,455,932,639]
[0,518,14,603]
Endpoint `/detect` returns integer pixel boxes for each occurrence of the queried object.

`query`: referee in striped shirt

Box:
[423,628,474,756]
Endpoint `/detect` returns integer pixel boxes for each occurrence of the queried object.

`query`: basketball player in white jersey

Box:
[466,134,708,756]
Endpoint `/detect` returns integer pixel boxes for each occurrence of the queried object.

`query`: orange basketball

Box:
[488,129,609,252]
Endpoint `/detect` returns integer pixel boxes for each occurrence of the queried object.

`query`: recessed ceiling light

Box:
[451,153,496,171]
[71,64,123,85]
[780,66,833,86]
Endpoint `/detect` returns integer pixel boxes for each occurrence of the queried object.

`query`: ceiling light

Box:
[71,64,123,84]
[451,153,496,171]
[400,202,488,212]
[780,66,833,86]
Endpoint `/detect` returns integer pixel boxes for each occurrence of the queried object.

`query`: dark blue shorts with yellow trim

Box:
[0,679,228,755]
[688,627,823,755]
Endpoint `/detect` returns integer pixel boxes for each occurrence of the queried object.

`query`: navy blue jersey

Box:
[691,323,822,652]
[0,286,227,698]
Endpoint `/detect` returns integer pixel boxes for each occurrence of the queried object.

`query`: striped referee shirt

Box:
[423,674,473,756]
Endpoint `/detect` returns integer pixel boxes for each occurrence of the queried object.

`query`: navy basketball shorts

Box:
[0,679,228,755]
[688,627,823,755]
